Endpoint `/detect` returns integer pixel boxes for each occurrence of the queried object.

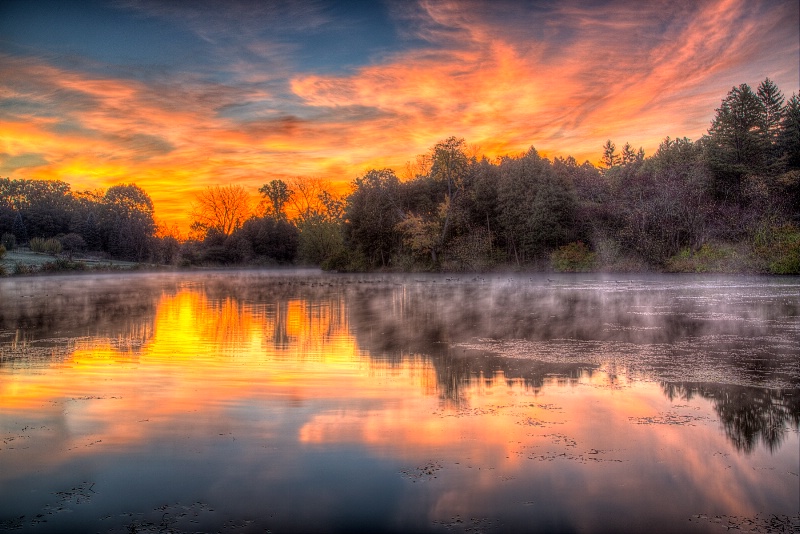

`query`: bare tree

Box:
[286,176,332,223]
[191,185,252,237]
[401,153,432,181]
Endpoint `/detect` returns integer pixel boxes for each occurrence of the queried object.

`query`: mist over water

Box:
[1,271,798,533]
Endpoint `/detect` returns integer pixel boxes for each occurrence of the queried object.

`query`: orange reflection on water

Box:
[1,276,797,532]
[0,288,437,445]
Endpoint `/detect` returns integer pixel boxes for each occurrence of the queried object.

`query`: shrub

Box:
[30,237,63,255]
[59,233,87,256]
[753,224,800,275]
[666,243,740,273]
[41,258,86,272]
[29,237,45,253]
[551,241,596,272]
[177,239,203,266]
[321,248,368,272]
[13,262,35,275]
[1,233,15,250]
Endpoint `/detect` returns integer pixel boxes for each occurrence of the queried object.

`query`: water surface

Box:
[1,272,798,533]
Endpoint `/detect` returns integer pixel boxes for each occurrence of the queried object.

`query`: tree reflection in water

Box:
[1,271,797,456]
[662,382,800,453]
[1,272,798,532]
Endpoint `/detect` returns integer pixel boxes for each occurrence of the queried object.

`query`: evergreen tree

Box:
[12,212,28,244]
[758,78,785,143]
[757,78,786,172]
[601,140,619,169]
[781,93,800,170]
[621,142,638,165]
[705,83,767,200]
[779,93,800,221]
[82,212,102,251]
[497,147,576,263]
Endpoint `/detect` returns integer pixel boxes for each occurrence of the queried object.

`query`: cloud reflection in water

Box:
[0,272,797,532]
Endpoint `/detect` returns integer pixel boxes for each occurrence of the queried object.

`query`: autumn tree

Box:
[401,136,470,265]
[191,184,252,237]
[282,176,346,266]
[284,176,330,224]
[431,136,469,200]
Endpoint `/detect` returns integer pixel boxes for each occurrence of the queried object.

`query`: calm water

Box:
[0,271,798,533]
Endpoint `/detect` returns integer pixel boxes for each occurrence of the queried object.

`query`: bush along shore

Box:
[1,78,799,276]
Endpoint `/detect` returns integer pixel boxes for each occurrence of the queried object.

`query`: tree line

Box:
[1,78,798,274]
[0,182,162,263]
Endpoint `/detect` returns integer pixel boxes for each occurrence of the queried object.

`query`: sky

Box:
[1,0,798,232]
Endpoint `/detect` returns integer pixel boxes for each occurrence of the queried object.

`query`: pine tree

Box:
[781,93,800,170]
[82,212,102,251]
[758,78,785,141]
[706,83,767,200]
[621,142,637,165]
[757,78,786,172]
[602,140,619,169]
[12,212,28,245]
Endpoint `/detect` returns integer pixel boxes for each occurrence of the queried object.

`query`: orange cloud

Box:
[0,0,796,232]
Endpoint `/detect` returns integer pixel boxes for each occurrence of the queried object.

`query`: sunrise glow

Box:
[1,0,797,232]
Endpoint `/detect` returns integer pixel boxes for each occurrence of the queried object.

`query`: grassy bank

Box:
[0,248,141,276]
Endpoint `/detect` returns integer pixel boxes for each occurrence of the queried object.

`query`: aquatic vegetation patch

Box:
[544,433,578,448]
[0,424,53,452]
[690,512,800,533]
[432,515,499,532]
[105,501,217,534]
[628,412,709,426]
[517,417,551,427]
[50,481,96,507]
[0,481,96,530]
[400,460,444,481]
[523,448,624,464]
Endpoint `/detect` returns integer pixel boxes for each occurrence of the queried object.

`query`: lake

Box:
[1,271,798,533]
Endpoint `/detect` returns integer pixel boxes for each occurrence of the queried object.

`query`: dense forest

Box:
[1,78,799,275]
